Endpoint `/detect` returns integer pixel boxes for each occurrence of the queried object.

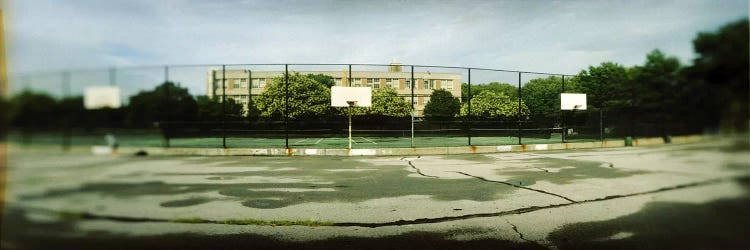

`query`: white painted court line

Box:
[292,138,310,145]
[359,137,378,144]
[314,138,325,144]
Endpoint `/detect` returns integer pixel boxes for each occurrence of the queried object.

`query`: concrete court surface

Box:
[1,138,749,249]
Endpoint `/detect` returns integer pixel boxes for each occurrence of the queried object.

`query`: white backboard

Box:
[331,86,372,107]
[561,93,587,110]
[84,86,121,109]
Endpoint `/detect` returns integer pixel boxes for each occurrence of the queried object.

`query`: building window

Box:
[233,79,241,88]
[444,80,453,90]
[354,78,362,87]
[405,79,412,89]
[367,78,379,88]
[252,78,266,89]
[240,79,247,88]
[335,78,342,86]
[386,78,395,88]
[424,96,431,104]
[422,79,430,89]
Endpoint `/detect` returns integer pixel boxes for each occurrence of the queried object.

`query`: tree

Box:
[8,91,60,128]
[574,62,629,109]
[460,90,529,119]
[255,72,330,120]
[521,76,563,122]
[127,81,198,126]
[688,18,748,132]
[196,96,244,120]
[306,74,336,88]
[629,49,683,134]
[368,87,411,117]
[462,82,517,99]
[0,97,9,137]
[424,89,460,119]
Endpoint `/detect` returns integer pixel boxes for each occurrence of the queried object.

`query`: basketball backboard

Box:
[561,93,587,110]
[84,86,121,109]
[331,86,372,107]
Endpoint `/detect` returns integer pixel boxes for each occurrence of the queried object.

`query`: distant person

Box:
[105,133,119,155]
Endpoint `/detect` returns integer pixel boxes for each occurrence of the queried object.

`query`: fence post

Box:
[62,72,71,151]
[284,64,289,149]
[253,69,255,122]
[108,68,116,139]
[164,66,170,148]
[599,81,604,143]
[630,74,636,139]
[21,76,30,144]
[222,65,227,148]
[561,75,565,143]
[517,72,522,145]
[467,68,472,146]
[411,65,415,147]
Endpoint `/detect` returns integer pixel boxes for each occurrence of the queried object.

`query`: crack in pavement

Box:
[11,176,747,230]
[451,171,577,203]
[401,156,439,178]
[506,220,550,249]
[407,161,439,178]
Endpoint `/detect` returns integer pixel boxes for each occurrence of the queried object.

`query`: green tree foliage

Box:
[629,50,682,132]
[0,97,9,135]
[306,74,336,88]
[461,82,517,99]
[424,89,460,119]
[630,50,681,106]
[574,62,629,108]
[460,90,529,119]
[127,81,198,126]
[687,18,748,132]
[521,76,563,121]
[8,91,59,127]
[255,72,330,120]
[367,87,411,117]
[195,96,244,120]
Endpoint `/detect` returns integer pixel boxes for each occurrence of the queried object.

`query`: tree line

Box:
[1,18,746,134]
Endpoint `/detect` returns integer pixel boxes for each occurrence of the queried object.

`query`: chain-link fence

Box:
[3,63,703,150]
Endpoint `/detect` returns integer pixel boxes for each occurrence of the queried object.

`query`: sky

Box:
[3,0,748,96]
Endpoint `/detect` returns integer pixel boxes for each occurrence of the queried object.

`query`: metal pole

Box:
[21,76,30,144]
[411,65,415,147]
[349,105,352,149]
[247,69,255,122]
[631,74,636,138]
[164,66,170,148]
[348,64,352,87]
[517,72,522,145]
[222,65,226,148]
[62,72,71,151]
[561,75,565,143]
[284,64,289,149]
[467,68,472,146]
[599,80,604,143]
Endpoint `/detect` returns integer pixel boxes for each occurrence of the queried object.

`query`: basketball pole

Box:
[347,101,355,149]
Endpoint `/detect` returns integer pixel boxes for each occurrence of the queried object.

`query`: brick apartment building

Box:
[205,64,462,116]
